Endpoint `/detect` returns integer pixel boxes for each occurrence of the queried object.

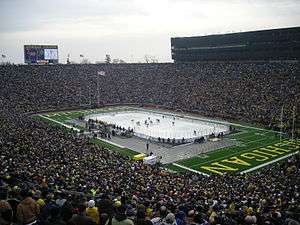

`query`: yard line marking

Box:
[243,137,274,145]
[240,151,299,174]
[48,113,58,117]
[40,115,133,154]
[195,145,239,159]
[38,115,80,131]
[172,163,209,176]
[228,133,277,147]
[96,137,125,148]
[228,130,248,136]
[238,131,274,140]
[230,131,272,142]
[186,139,291,168]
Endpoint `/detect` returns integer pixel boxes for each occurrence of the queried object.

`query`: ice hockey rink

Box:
[85,110,229,142]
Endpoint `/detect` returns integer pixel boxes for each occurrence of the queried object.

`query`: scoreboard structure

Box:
[24,45,59,64]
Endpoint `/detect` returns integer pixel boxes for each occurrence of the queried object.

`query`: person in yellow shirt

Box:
[86,200,100,224]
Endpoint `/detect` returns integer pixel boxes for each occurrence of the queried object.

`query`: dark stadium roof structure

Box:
[171,26,300,39]
[171,26,300,62]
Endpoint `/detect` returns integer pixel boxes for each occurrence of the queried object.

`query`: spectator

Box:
[69,204,96,225]
[0,208,14,225]
[0,62,299,225]
[106,205,134,225]
[163,213,177,225]
[16,189,40,225]
[86,200,99,224]
[44,206,66,225]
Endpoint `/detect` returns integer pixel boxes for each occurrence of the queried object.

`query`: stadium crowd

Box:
[0,62,298,126]
[0,62,299,225]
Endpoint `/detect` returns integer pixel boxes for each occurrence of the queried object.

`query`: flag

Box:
[97,71,106,76]
[1,54,6,58]
[79,54,84,57]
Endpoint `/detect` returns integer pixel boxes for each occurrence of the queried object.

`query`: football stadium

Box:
[1,1,300,225]
[35,106,298,175]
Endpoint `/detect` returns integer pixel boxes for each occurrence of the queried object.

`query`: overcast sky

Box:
[0,0,299,63]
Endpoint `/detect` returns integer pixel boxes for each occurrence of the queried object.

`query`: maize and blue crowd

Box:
[0,62,299,225]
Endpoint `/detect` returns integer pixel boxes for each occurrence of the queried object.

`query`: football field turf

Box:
[33,106,299,176]
[173,128,299,175]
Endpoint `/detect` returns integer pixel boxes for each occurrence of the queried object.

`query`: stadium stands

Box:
[0,62,299,225]
[171,27,300,62]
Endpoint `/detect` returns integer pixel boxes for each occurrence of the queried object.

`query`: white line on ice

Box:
[127,107,282,134]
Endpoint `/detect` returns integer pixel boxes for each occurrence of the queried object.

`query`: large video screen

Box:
[44,48,58,60]
[24,45,58,64]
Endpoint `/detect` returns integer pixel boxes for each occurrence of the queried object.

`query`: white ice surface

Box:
[85,111,229,140]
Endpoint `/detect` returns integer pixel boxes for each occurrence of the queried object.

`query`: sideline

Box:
[172,163,210,176]
[38,115,80,131]
[96,137,125,148]
[189,139,290,168]
[39,115,128,150]
[240,151,299,174]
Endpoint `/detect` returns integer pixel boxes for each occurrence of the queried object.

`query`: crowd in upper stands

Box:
[0,62,299,225]
[0,62,298,126]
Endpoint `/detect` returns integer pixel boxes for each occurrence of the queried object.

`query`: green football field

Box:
[33,106,299,176]
[172,129,299,175]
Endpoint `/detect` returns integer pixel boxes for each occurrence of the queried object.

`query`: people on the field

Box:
[0,62,299,225]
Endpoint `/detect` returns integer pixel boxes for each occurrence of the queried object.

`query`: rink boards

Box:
[85,110,229,142]
[34,106,299,175]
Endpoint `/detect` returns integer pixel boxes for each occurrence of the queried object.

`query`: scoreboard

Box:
[24,45,59,64]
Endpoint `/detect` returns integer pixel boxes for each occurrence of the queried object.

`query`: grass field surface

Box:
[33,106,299,175]
[174,128,299,175]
